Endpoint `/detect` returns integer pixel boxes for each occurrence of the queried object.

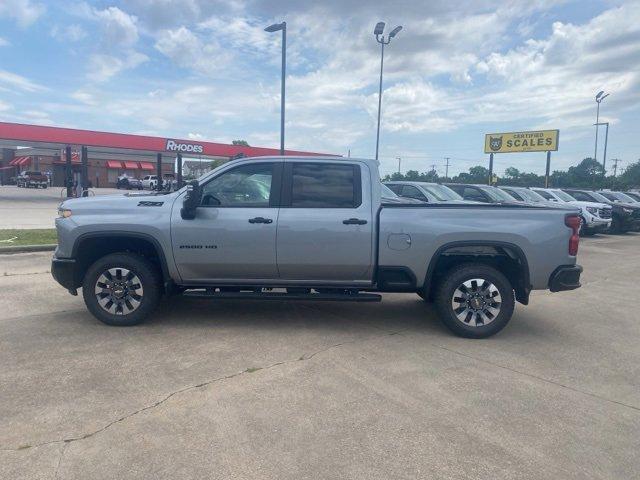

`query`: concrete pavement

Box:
[0,186,124,229]
[1,235,639,479]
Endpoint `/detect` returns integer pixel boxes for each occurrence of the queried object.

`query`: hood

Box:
[60,191,179,214]
[565,200,610,209]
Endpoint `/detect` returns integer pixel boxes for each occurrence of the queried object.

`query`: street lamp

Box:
[594,90,609,165]
[373,22,402,161]
[265,21,287,155]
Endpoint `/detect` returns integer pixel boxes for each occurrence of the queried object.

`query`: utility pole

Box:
[444,157,451,179]
[429,164,437,174]
[396,156,401,174]
[612,158,622,177]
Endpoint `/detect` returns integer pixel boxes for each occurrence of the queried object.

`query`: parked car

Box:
[529,188,612,235]
[53,156,583,339]
[141,175,158,190]
[16,170,48,188]
[384,181,469,203]
[444,183,519,204]
[116,175,143,190]
[562,189,640,233]
[498,186,560,207]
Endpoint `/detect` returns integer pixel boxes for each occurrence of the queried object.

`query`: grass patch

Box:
[0,229,57,246]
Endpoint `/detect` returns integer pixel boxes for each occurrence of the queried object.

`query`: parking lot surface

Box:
[0,186,122,229]
[1,234,638,479]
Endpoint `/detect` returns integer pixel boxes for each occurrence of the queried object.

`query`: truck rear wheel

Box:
[434,263,514,338]
[82,253,161,326]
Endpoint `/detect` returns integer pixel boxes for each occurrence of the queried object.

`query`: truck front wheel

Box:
[82,253,161,326]
[434,263,514,338]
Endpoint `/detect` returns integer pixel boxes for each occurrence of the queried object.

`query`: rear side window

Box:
[533,189,553,200]
[289,163,360,208]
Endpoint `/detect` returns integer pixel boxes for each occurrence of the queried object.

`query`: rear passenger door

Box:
[276,161,374,283]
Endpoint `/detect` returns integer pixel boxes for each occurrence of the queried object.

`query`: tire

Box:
[82,253,161,326]
[434,263,515,339]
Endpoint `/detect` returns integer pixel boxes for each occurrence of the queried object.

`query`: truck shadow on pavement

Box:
[136,294,545,340]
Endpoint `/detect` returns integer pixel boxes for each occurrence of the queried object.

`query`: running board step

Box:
[183,291,382,302]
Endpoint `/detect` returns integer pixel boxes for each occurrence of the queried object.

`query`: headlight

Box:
[586,206,597,214]
[58,207,72,218]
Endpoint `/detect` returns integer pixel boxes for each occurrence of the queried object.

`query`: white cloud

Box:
[0,69,47,92]
[91,6,140,47]
[51,24,87,42]
[0,37,9,47]
[154,26,233,75]
[87,52,148,82]
[0,0,44,28]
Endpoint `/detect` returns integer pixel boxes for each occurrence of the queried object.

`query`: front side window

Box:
[290,163,359,208]
[503,189,523,201]
[201,163,274,207]
[565,191,591,202]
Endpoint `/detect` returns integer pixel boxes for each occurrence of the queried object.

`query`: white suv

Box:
[531,188,612,235]
[141,175,158,190]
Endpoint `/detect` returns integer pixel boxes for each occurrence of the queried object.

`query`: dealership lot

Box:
[0,186,121,229]
[1,234,638,479]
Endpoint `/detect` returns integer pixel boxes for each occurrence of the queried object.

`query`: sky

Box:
[0,0,639,178]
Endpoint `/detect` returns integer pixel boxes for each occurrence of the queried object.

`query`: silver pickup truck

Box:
[52,156,582,338]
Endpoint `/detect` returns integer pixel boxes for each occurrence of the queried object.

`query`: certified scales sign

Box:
[484,130,559,154]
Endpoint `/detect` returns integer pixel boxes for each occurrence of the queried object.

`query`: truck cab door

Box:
[170,161,282,284]
[276,161,374,283]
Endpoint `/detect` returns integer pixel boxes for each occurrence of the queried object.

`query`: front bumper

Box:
[51,257,78,293]
[549,265,583,292]
[584,218,611,232]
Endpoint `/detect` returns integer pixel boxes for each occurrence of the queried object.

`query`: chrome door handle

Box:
[248,217,273,224]
[342,218,367,225]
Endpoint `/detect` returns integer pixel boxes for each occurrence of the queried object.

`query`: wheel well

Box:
[73,235,166,289]
[424,244,530,305]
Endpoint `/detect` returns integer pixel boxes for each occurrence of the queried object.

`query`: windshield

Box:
[482,186,515,202]
[422,184,462,201]
[553,190,576,202]
[381,184,398,198]
[588,191,610,203]
[611,191,636,203]
[516,188,546,202]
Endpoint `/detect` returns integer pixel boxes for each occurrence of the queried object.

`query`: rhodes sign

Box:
[165,139,204,154]
[484,130,559,154]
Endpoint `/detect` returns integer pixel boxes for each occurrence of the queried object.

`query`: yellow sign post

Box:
[483,130,559,187]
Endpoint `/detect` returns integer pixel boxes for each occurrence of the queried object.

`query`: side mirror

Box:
[181,180,202,220]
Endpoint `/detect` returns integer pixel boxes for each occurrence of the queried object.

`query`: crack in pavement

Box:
[1,328,407,453]
[430,342,640,413]
[1,270,50,277]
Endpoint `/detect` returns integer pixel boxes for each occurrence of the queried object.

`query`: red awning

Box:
[9,156,30,166]
[17,157,31,166]
[139,162,155,171]
[106,160,123,169]
[123,161,138,170]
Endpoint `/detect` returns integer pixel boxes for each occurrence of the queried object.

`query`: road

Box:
[1,234,638,479]
[0,186,126,229]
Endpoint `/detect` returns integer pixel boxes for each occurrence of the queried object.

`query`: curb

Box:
[0,244,57,254]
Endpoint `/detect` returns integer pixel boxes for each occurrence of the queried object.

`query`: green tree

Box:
[232,139,250,146]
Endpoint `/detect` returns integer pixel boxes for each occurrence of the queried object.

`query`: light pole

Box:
[374,22,402,161]
[396,156,401,174]
[594,90,609,164]
[265,21,287,155]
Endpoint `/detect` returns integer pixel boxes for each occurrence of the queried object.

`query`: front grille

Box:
[599,208,612,219]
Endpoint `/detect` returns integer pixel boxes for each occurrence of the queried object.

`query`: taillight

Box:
[565,214,581,256]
